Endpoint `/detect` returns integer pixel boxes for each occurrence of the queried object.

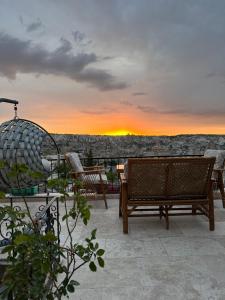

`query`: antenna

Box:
[0,98,19,118]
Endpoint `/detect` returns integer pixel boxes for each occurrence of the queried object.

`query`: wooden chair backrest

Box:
[127,157,215,199]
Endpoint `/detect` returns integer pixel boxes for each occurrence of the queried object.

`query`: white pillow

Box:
[204,149,225,170]
[66,152,84,173]
[41,158,52,172]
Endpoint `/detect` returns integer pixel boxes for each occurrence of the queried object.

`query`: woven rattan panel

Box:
[127,157,215,200]
[0,119,49,190]
[167,159,211,196]
[128,159,168,198]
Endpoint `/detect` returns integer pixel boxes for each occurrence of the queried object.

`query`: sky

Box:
[0,0,225,135]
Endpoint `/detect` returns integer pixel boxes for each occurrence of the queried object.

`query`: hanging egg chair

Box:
[0,98,60,193]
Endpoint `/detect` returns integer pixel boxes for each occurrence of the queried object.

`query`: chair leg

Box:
[122,183,128,234]
[192,205,197,215]
[102,187,108,209]
[99,183,108,209]
[208,187,215,231]
[165,205,169,230]
[119,187,122,217]
[123,210,128,234]
[218,173,225,208]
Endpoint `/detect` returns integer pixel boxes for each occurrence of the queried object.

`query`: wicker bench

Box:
[120,157,215,233]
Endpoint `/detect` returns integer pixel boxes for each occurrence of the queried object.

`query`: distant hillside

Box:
[42,134,225,158]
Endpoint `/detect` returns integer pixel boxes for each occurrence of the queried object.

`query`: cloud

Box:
[0,32,127,91]
[120,100,133,106]
[72,30,92,47]
[19,16,24,25]
[70,1,225,112]
[72,30,86,43]
[137,105,225,117]
[132,92,147,96]
[26,19,43,33]
[80,107,115,115]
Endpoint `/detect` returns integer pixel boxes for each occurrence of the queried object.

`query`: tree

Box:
[86,149,94,167]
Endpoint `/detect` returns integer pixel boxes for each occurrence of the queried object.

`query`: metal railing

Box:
[46,154,203,194]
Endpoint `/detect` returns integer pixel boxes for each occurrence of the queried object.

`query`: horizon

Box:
[51,132,225,137]
[1,1,225,135]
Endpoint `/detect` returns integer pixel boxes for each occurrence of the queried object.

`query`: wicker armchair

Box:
[120,157,215,233]
[204,149,225,208]
[65,152,108,209]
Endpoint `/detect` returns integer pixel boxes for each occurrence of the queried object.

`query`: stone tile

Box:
[105,238,167,259]
[140,255,225,299]
[102,285,200,300]
[177,221,225,237]
[214,209,225,222]
[80,221,123,240]
[69,284,225,300]
[75,257,150,289]
[128,220,183,240]
[160,237,225,256]
[67,288,103,300]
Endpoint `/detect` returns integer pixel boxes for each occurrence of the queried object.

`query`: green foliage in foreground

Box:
[0,164,105,299]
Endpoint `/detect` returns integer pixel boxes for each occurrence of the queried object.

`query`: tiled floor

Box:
[71,196,225,300]
[1,195,225,299]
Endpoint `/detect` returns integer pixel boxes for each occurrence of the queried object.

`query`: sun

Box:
[103,129,136,136]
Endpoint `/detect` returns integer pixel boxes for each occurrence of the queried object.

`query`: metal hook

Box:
[0,98,19,119]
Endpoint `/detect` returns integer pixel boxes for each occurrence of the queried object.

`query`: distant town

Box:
[44,134,225,158]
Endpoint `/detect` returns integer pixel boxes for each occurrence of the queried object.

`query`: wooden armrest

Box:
[70,170,103,175]
[120,173,127,184]
[84,165,104,171]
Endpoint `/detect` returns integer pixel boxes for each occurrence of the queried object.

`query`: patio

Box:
[1,193,225,299]
[63,194,225,300]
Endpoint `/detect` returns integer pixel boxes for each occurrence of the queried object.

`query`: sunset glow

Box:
[0,2,225,135]
[103,130,138,136]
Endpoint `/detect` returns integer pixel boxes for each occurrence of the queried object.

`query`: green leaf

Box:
[43,231,57,242]
[0,160,6,169]
[0,191,5,199]
[89,261,97,272]
[89,242,94,250]
[67,284,75,293]
[97,257,105,268]
[46,294,54,300]
[62,214,68,221]
[70,280,80,286]
[91,229,97,239]
[96,249,105,256]
[1,244,14,253]
[94,242,99,250]
[15,234,31,244]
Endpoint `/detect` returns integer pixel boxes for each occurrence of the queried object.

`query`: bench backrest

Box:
[127,157,215,200]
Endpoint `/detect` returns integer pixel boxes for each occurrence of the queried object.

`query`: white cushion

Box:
[83,174,108,184]
[204,149,225,170]
[66,152,84,173]
[42,158,52,172]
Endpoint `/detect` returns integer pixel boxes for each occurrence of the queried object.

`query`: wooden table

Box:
[116,164,124,175]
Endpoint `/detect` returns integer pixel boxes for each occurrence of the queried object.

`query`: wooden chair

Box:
[65,152,108,208]
[120,157,215,233]
[204,149,225,208]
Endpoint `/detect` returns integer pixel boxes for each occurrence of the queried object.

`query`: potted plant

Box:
[0,162,105,299]
[106,170,117,193]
